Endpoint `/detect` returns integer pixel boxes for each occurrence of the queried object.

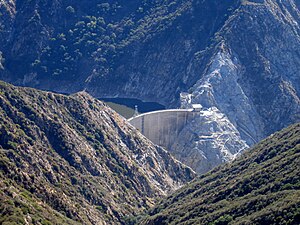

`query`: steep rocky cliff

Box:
[171,107,248,174]
[176,0,300,172]
[0,81,195,224]
[0,0,299,173]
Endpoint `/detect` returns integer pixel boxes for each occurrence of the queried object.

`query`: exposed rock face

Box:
[0,0,300,173]
[175,0,300,172]
[221,0,300,138]
[0,81,195,224]
[171,107,248,174]
[190,49,265,145]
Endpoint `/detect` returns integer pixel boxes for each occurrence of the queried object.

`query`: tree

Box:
[66,6,75,14]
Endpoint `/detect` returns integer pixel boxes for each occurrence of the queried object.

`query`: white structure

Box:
[133,105,139,117]
[192,104,202,111]
[128,109,199,149]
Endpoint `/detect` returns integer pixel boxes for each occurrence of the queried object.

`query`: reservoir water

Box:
[101,98,165,118]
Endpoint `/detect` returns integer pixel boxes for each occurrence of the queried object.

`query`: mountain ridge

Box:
[0,80,195,224]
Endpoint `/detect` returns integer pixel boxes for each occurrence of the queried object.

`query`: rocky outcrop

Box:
[176,0,300,172]
[221,0,300,138]
[190,49,265,146]
[171,107,248,174]
[0,81,195,224]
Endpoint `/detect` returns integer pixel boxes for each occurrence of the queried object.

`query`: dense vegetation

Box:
[140,123,300,224]
[1,0,196,81]
[0,81,194,224]
[0,173,78,225]
[36,0,192,80]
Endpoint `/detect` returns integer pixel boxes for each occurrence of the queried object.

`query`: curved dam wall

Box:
[128,109,198,149]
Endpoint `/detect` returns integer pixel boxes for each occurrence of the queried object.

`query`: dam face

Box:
[128,109,199,149]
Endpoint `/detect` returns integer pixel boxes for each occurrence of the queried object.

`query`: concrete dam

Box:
[128,107,201,150]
